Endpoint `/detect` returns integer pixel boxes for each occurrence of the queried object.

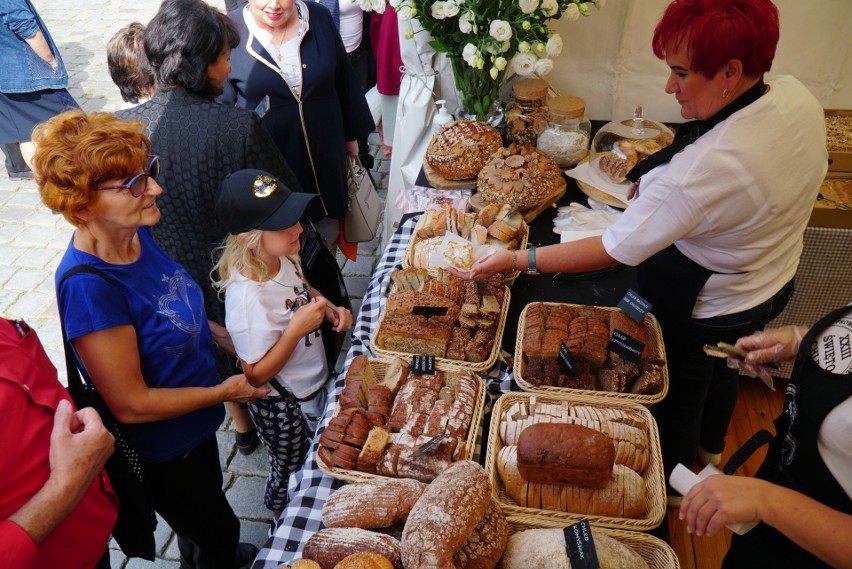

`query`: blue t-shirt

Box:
[55,227,224,464]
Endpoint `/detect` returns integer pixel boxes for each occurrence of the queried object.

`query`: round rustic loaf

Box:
[333,552,395,569]
[425,120,503,180]
[477,143,562,210]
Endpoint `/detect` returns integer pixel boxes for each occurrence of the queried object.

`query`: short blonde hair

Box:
[32,110,150,227]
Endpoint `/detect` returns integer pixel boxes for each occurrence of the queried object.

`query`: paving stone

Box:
[109,548,127,569]
[154,514,174,555]
[125,555,180,569]
[0,265,15,287]
[0,244,26,264]
[226,475,272,520]
[0,289,22,315]
[6,291,54,321]
[0,223,23,244]
[12,245,61,270]
[217,429,236,470]
[343,276,371,299]
[228,443,270,476]
[341,253,377,277]
[5,191,42,208]
[4,268,51,291]
[240,519,274,550]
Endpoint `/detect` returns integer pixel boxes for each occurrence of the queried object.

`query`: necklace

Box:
[259,257,310,301]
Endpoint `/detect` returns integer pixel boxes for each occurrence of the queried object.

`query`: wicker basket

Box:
[401,210,529,284]
[514,302,669,405]
[485,391,667,531]
[318,358,487,483]
[505,516,680,569]
[369,285,511,375]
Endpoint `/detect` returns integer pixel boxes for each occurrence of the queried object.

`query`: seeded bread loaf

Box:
[401,461,492,569]
[375,315,452,358]
[477,144,562,210]
[425,120,503,180]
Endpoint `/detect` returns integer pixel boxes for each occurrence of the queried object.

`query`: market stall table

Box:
[251,197,643,567]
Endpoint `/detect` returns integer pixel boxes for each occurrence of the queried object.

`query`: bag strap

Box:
[57,265,121,391]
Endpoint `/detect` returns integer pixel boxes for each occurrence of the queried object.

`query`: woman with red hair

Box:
[467,0,827,505]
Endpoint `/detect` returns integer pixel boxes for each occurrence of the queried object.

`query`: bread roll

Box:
[499,527,649,569]
[517,423,615,489]
[401,460,492,569]
[290,561,322,569]
[333,552,395,569]
[302,528,401,569]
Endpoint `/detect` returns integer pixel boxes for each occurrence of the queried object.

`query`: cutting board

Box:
[422,160,478,190]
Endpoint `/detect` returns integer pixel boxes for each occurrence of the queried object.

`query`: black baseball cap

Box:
[217,169,317,234]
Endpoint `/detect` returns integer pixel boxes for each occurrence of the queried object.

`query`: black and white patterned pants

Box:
[247,393,310,512]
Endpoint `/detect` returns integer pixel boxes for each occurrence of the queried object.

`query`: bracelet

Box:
[510,251,517,270]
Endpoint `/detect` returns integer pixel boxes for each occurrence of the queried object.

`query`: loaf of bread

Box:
[598,140,639,184]
[608,309,649,360]
[390,268,429,292]
[516,423,615,489]
[477,144,562,211]
[500,527,649,569]
[425,120,503,180]
[401,460,492,569]
[384,291,461,327]
[322,478,427,529]
[333,552,395,569]
[454,498,508,569]
[375,315,452,358]
[498,446,645,519]
[302,528,402,569]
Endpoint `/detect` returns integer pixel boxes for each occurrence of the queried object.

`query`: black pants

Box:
[1,143,30,176]
[143,436,239,569]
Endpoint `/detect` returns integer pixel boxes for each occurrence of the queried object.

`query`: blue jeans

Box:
[653,280,795,490]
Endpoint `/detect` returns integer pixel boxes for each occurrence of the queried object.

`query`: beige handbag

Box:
[344,156,382,242]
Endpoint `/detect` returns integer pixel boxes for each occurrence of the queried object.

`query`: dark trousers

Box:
[1,143,30,175]
[143,436,239,569]
[653,280,794,487]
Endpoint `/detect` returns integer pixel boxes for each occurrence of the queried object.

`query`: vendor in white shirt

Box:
[468,0,827,501]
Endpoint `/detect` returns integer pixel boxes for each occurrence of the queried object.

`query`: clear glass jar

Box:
[537,95,591,168]
[505,78,549,146]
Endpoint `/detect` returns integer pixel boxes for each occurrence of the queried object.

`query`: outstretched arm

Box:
[681,474,852,569]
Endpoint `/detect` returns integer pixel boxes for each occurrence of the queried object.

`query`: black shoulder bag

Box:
[58,265,157,560]
[299,220,351,372]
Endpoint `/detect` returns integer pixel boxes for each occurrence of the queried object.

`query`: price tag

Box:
[618,289,652,323]
[563,519,599,569]
[608,329,645,363]
[558,342,576,375]
[411,306,449,318]
[411,355,436,376]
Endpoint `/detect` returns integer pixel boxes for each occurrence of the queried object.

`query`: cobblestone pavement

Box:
[0,1,386,566]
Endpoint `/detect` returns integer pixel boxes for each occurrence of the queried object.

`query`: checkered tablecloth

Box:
[251,215,515,569]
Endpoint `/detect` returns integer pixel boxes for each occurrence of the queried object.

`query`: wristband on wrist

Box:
[510,251,517,270]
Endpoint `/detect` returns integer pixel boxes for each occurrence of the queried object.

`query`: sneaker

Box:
[7,170,34,181]
[234,542,259,569]
[235,430,259,455]
[698,446,722,466]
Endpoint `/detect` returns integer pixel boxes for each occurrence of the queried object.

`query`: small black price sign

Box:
[618,289,652,323]
[411,305,449,319]
[563,519,599,569]
[608,329,645,363]
[411,355,436,376]
[558,342,576,375]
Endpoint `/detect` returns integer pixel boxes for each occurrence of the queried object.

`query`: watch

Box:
[526,246,540,275]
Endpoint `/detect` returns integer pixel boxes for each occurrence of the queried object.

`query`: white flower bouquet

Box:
[390,0,603,118]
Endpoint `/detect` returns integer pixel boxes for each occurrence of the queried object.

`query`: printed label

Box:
[563,519,599,569]
[558,342,576,375]
[608,329,645,363]
[411,355,437,375]
[618,289,652,323]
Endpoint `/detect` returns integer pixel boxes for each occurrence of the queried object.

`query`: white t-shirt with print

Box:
[225,257,327,399]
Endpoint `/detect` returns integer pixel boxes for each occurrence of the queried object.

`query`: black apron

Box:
[722,306,852,568]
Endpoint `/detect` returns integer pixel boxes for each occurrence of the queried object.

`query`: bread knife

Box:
[412,433,447,458]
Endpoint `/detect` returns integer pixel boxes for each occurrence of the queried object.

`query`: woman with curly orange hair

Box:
[35,110,267,569]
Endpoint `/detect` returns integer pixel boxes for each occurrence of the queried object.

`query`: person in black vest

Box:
[464,0,827,504]
[679,308,852,569]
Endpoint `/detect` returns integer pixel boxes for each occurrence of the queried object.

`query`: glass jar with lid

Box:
[505,78,549,146]
[537,95,591,168]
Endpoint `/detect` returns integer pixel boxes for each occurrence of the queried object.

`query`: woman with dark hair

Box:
[220,0,374,251]
[35,110,268,569]
[107,22,155,108]
[468,0,827,504]
[116,0,302,458]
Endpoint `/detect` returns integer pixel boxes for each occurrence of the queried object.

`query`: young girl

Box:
[212,169,353,519]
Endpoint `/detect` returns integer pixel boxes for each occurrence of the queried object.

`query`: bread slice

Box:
[356,427,390,474]
[390,268,429,292]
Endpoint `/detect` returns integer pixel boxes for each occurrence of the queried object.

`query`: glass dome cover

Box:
[592,106,674,155]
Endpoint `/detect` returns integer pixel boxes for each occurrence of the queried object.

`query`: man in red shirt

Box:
[0,318,118,569]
